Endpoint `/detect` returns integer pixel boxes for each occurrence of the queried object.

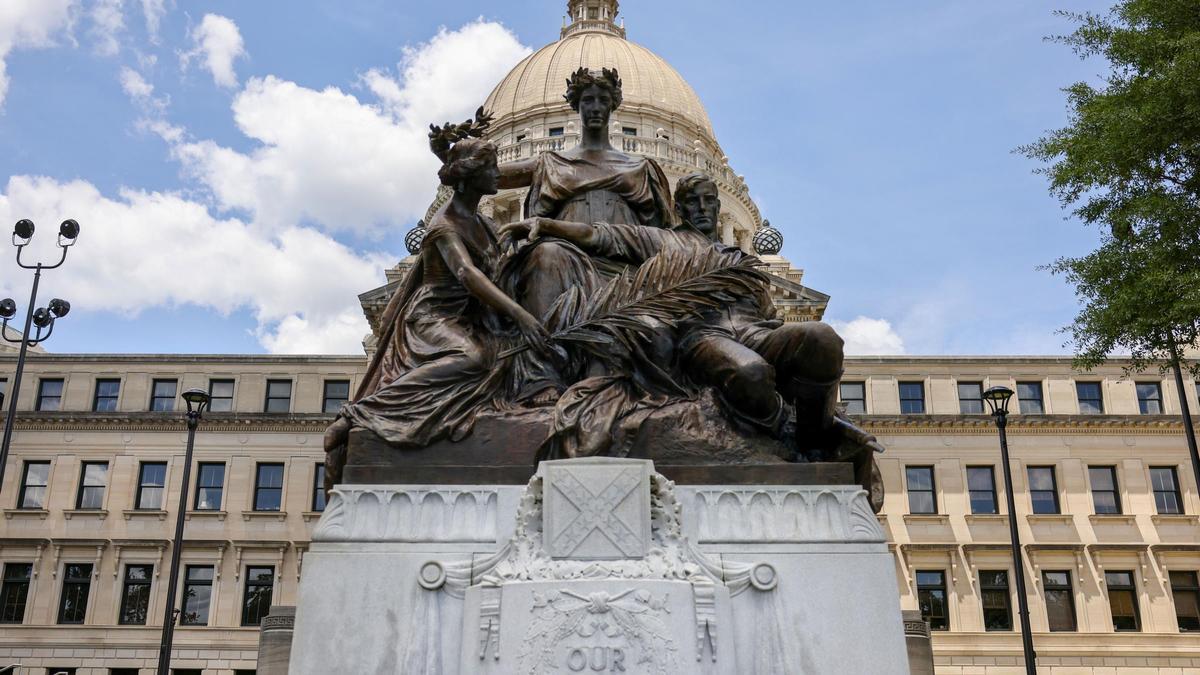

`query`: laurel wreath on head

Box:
[428,107,495,163]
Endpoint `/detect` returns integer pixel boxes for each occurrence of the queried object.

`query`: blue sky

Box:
[0,0,1110,356]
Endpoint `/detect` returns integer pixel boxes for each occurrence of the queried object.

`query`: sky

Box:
[0,0,1113,356]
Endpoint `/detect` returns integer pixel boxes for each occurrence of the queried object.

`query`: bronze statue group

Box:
[324,68,882,505]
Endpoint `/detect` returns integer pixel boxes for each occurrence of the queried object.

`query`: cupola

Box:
[563,0,625,38]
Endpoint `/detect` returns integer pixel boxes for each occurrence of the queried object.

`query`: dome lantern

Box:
[563,0,625,38]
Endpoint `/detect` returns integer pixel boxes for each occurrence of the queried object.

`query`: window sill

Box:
[186,510,228,522]
[241,510,287,522]
[3,508,49,520]
[1027,514,1073,524]
[302,511,325,522]
[1151,514,1199,525]
[63,509,108,521]
[1088,514,1137,525]
[903,514,950,524]
[965,514,1008,523]
[123,509,168,521]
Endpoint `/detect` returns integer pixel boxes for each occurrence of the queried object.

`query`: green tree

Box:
[1022,0,1200,377]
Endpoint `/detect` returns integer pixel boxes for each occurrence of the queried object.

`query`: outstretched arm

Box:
[433,231,550,355]
[498,158,537,189]
[500,217,675,264]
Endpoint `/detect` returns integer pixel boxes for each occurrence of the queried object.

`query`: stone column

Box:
[902,610,934,675]
[257,605,296,675]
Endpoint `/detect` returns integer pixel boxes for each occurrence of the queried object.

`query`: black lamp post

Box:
[1,218,79,498]
[983,385,1037,674]
[157,388,211,675]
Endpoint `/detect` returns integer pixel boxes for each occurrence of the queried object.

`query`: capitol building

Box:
[2,2,1200,673]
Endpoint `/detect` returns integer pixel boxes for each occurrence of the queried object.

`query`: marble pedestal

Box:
[289,458,907,674]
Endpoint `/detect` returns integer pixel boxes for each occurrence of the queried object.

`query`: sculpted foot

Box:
[324,417,351,454]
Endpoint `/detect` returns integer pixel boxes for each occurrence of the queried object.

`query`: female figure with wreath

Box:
[323,113,551,484]
[497,67,676,404]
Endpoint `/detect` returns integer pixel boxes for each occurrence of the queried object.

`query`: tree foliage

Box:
[1022,0,1200,375]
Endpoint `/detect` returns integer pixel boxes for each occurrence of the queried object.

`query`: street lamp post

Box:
[0,218,79,497]
[157,388,211,675]
[983,386,1037,675]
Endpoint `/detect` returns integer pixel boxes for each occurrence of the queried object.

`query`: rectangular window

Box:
[1043,570,1077,631]
[622,126,637,136]
[322,380,350,414]
[208,379,235,412]
[957,382,984,414]
[254,463,285,511]
[899,381,925,415]
[195,463,226,511]
[979,570,1012,631]
[1017,381,1044,414]
[548,127,564,137]
[839,382,866,415]
[136,462,167,510]
[242,566,275,626]
[1136,382,1163,414]
[1028,466,1060,514]
[264,379,292,413]
[313,464,327,512]
[967,466,998,515]
[180,566,214,626]
[0,377,6,407]
[18,460,50,509]
[1151,466,1184,515]
[0,563,33,624]
[92,379,120,412]
[906,466,936,514]
[1089,466,1121,514]
[1171,571,1200,632]
[75,461,108,510]
[1076,381,1104,414]
[37,378,64,411]
[916,570,948,631]
[57,563,93,624]
[150,379,178,412]
[118,564,153,625]
[1106,570,1140,631]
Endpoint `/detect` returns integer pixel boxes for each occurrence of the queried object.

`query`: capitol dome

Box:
[473,0,766,253]
[484,21,714,138]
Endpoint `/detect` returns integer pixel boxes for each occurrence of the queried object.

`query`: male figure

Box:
[501,173,881,461]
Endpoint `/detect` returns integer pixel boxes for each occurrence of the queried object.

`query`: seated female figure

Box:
[323,127,550,486]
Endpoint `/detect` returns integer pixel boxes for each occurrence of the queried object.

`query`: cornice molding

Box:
[4,412,334,433]
[859,414,1199,436]
[5,411,1194,436]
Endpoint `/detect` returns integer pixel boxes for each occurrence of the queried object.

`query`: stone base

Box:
[343,393,854,487]
[290,459,906,674]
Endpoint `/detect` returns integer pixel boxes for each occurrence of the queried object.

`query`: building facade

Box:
[4,2,1200,674]
[2,354,1200,673]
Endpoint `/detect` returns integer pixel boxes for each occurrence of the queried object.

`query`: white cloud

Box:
[2,19,534,354]
[0,175,391,354]
[0,0,76,107]
[119,66,151,98]
[89,0,124,56]
[163,19,531,236]
[139,0,165,41]
[183,13,244,88]
[830,316,906,355]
